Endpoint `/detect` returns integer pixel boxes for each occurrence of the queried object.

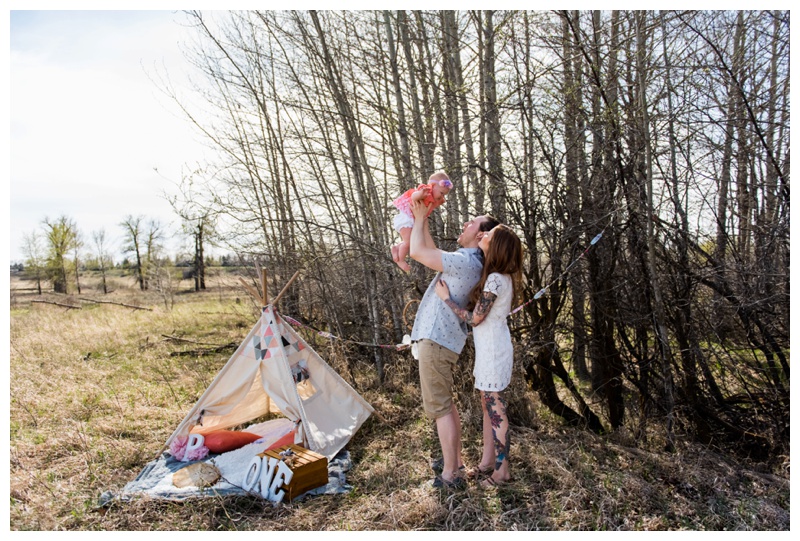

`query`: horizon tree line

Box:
[17,213,220,295]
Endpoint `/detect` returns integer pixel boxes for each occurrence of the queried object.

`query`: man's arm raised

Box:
[409,201,444,272]
[421,212,437,250]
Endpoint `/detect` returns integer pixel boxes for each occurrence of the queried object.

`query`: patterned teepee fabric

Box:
[165,306,373,460]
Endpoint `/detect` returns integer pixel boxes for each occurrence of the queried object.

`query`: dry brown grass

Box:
[9,273,789,531]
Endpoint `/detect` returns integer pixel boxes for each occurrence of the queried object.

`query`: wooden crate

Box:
[259,444,328,500]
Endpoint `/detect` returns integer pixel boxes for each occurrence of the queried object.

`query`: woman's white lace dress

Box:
[472,272,514,392]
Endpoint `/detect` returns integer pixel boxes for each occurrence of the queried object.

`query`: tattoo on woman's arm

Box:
[444,291,497,326]
[471,291,497,326]
[444,298,471,323]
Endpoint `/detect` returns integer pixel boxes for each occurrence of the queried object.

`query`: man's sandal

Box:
[431,457,465,475]
[431,475,467,490]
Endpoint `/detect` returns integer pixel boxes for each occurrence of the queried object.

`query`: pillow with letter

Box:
[204,430,262,454]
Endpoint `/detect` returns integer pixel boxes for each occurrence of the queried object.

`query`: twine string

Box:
[282,226,609,349]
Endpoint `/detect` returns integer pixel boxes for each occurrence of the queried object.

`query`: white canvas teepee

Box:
[164,304,374,460]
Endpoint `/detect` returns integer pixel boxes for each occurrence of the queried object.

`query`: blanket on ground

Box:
[99,419,353,505]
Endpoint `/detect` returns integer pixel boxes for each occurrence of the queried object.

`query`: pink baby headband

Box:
[437,179,453,190]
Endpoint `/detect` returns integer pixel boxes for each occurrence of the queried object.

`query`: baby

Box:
[390,171,453,271]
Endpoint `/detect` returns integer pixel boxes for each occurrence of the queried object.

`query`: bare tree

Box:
[119,215,163,291]
[71,230,84,295]
[119,215,147,290]
[21,231,46,295]
[91,229,113,294]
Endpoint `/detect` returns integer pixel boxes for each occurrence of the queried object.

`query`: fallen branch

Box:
[78,297,152,311]
[31,299,81,310]
[162,334,224,346]
[169,342,238,357]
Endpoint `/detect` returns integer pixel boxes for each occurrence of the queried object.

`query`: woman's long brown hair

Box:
[468,224,524,310]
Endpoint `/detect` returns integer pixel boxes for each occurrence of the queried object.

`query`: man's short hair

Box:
[479,214,501,232]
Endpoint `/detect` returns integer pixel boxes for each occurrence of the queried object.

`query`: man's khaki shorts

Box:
[418,339,460,419]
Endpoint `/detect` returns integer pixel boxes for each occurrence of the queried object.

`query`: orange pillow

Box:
[204,430,261,454]
[266,430,295,451]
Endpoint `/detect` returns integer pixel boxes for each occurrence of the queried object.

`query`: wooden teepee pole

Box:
[273,270,301,307]
[238,267,272,308]
[238,278,262,305]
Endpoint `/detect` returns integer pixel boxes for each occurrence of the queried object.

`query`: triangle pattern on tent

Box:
[252,337,266,360]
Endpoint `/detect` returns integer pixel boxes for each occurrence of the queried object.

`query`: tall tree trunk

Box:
[636,10,675,451]
[73,250,82,295]
[194,221,206,291]
[383,11,411,187]
[398,10,427,182]
[440,10,465,238]
[711,15,741,338]
[562,11,588,381]
[483,10,504,220]
[733,12,751,258]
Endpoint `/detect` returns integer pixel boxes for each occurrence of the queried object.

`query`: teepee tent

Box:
[164,302,374,460]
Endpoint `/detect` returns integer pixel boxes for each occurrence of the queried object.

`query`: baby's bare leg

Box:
[395,242,410,271]
[391,227,412,262]
[399,226,411,245]
[394,227,412,270]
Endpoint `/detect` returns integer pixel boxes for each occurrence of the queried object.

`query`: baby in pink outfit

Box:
[390,171,453,271]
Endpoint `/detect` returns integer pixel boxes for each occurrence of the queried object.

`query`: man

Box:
[408,199,500,488]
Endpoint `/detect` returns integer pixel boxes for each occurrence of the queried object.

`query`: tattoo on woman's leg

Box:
[483,392,510,471]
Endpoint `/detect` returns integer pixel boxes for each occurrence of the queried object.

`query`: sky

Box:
[4,1,405,267]
[7,8,215,265]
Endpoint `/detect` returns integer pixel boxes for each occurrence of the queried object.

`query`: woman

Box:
[435,224,523,487]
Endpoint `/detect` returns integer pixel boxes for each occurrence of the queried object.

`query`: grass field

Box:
[9,272,790,530]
